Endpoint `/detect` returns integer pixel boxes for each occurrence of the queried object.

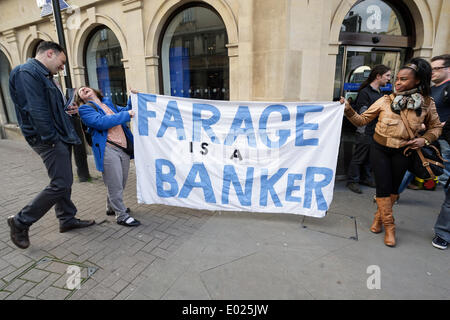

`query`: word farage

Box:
[138,94,323,149]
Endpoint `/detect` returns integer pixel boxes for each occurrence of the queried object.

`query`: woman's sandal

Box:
[117,217,141,227]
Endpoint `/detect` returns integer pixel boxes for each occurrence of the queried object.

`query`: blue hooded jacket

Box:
[78,97,133,172]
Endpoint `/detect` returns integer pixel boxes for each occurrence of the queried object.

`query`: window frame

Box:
[83,25,127,105]
[0,50,15,124]
[157,2,230,99]
[339,0,415,49]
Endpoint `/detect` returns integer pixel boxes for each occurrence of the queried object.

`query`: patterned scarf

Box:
[391,88,424,114]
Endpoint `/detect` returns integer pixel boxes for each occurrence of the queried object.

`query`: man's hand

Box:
[66,103,79,116]
[128,110,135,118]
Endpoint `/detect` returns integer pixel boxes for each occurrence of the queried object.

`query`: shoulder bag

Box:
[399,110,444,180]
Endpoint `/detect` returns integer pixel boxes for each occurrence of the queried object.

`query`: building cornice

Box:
[121,0,142,13]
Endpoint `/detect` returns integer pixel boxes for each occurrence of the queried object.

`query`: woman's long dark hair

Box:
[400,57,432,97]
[358,64,391,92]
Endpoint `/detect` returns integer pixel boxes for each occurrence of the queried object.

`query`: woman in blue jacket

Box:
[75,86,140,227]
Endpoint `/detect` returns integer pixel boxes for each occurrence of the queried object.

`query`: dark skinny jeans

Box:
[370,141,409,198]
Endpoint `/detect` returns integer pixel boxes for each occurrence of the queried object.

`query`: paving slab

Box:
[1,139,449,301]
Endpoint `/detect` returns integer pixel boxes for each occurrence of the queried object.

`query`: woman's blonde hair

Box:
[74,86,104,106]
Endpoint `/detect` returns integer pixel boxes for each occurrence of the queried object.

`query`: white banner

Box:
[132,93,344,218]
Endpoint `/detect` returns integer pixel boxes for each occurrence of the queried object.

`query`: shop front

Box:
[334,0,416,179]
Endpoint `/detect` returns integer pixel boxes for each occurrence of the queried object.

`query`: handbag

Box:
[107,137,134,157]
[399,110,444,180]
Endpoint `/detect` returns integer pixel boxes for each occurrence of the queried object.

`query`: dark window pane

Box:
[161,6,229,100]
[341,0,406,36]
[0,51,16,124]
[86,27,127,106]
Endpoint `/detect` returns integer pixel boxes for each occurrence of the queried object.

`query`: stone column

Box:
[145,55,159,94]
[226,43,239,100]
[432,0,450,56]
[236,0,253,101]
[72,66,86,89]
[121,0,148,92]
[2,29,20,67]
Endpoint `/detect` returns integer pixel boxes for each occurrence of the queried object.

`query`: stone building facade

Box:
[0,0,449,173]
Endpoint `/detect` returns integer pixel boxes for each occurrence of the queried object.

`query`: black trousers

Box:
[347,133,373,183]
[14,139,78,229]
[370,141,409,198]
[70,116,90,180]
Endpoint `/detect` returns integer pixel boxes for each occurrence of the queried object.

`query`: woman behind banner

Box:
[342,58,442,247]
[75,87,141,227]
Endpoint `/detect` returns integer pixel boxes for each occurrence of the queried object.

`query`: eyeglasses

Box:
[432,66,448,71]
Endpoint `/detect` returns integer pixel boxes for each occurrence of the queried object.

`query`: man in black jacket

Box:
[346,65,391,194]
[7,41,95,249]
[431,55,450,186]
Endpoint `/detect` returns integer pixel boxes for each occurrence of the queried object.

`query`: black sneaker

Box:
[432,236,448,250]
[59,219,95,233]
[347,182,362,194]
[7,216,30,249]
[106,207,130,216]
[78,176,92,183]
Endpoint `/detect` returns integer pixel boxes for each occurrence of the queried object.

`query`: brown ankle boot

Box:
[390,194,399,205]
[371,195,399,234]
[376,197,396,247]
[370,209,382,233]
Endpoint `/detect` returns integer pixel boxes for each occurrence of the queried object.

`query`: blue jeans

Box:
[438,139,450,184]
[435,187,450,242]
[398,171,415,194]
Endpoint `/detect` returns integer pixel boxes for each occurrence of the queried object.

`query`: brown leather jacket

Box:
[344,94,442,148]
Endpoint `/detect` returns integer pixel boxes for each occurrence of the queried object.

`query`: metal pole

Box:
[51,0,91,182]
[51,0,72,89]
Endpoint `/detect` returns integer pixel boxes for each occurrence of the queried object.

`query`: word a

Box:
[366,265,381,290]
[66,265,81,290]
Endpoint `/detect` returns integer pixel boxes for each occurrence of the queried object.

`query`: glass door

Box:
[334,46,405,101]
[334,46,405,179]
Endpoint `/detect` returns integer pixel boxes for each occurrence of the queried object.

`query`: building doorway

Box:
[334,0,415,179]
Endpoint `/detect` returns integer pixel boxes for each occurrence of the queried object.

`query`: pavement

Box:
[0,139,448,301]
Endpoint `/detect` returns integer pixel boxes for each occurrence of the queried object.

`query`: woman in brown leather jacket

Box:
[342,58,442,247]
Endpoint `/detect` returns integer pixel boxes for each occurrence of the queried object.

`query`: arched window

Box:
[334,0,415,101]
[160,4,229,100]
[0,50,16,124]
[341,0,408,36]
[30,39,43,59]
[85,27,127,106]
[333,0,415,179]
